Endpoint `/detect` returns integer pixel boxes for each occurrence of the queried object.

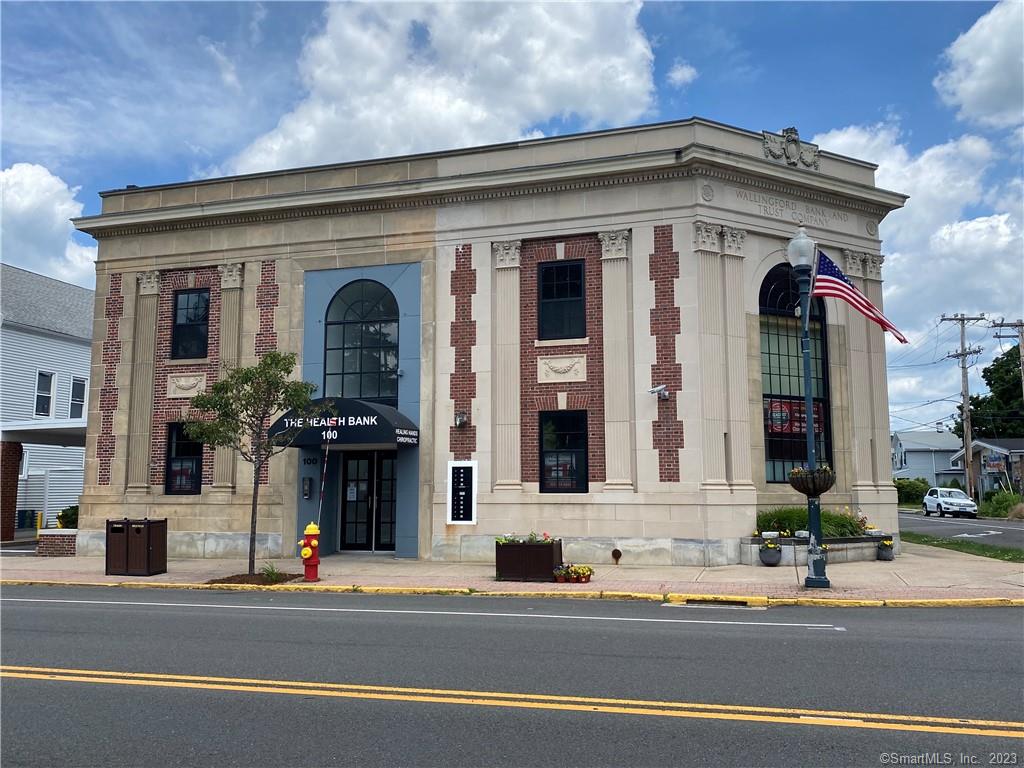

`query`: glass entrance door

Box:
[340,451,396,552]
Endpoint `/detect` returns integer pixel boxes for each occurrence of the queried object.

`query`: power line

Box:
[941,313,985,500]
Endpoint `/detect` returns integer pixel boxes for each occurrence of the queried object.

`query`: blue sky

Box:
[2,1,1022,433]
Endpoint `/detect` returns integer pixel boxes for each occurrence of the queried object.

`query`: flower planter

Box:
[877,546,895,561]
[495,540,563,582]
[759,547,782,566]
[788,468,836,498]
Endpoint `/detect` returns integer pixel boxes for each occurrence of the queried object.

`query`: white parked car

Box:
[922,487,978,518]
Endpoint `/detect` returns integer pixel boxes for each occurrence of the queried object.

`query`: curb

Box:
[2,579,1022,607]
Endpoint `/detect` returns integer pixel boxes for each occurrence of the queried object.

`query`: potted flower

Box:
[495,531,563,582]
[759,538,782,566]
[820,542,830,564]
[553,564,570,583]
[877,538,895,561]
[788,463,835,498]
[569,564,594,583]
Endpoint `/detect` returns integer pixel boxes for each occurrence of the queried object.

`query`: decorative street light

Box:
[787,225,831,589]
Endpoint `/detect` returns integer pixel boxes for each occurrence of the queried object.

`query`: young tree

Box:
[186,351,317,575]
[954,345,1024,439]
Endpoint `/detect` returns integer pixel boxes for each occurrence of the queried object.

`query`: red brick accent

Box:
[520,236,605,483]
[97,273,123,485]
[1,441,23,541]
[255,260,278,358]
[37,532,77,557]
[650,225,685,482]
[449,244,477,460]
[150,269,221,488]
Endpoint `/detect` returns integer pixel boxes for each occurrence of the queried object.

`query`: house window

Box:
[324,280,400,407]
[165,423,202,495]
[539,410,588,492]
[759,264,832,483]
[70,377,87,419]
[538,260,585,340]
[171,289,210,359]
[34,371,54,417]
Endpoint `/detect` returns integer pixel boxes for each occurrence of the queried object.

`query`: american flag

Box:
[812,251,908,344]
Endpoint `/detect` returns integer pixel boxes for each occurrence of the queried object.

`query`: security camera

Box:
[648,384,667,395]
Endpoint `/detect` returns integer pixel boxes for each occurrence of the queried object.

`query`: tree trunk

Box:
[249,458,260,576]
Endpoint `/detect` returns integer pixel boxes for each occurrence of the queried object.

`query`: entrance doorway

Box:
[340,451,397,551]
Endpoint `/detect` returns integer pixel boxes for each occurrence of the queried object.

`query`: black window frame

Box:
[165,422,203,495]
[70,377,87,419]
[539,410,589,493]
[537,260,586,341]
[34,370,54,417]
[758,264,833,484]
[171,288,210,360]
[323,280,400,408]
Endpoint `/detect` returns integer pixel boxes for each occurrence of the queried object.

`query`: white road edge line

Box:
[0,597,844,631]
[897,514,1022,533]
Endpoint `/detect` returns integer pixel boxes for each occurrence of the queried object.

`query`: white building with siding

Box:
[1,265,93,533]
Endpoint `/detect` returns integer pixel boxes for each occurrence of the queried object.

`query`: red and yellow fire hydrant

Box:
[298,522,320,582]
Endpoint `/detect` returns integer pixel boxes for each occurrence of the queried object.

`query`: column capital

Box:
[721,226,746,258]
[863,253,885,280]
[598,229,631,261]
[492,240,521,269]
[693,220,722,255]
[841,249,867,279]
[137,270,160,296]
[218,263,244,290]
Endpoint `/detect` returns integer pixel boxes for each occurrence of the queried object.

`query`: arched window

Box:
[759,264,832,483]
[324,280,399,406]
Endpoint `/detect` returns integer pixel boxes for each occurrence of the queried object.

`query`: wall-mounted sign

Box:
[268,397,419,448]
[447,460,477,525]
[983,454,1006,473]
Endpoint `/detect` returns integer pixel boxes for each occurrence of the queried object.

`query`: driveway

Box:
[898,509,1024,550]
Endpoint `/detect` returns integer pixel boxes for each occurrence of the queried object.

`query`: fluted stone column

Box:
[842,250,874,490]
[492,241,522,490]
[214,264,244,489]
[721,226,753,488]
[599,230,634,491]
[695,221,728,489]
[863,254,891,485]
[126,271,159,491]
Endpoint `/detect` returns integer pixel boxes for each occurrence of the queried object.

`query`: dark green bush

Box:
[980,492,1023,518]
[982,489,1000,503]
[942,478,963,490]
[57,505,78,529]
[894,478,930,505]
[756,507,867,538]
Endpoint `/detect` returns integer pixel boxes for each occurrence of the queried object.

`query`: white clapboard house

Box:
[1,265,93,531]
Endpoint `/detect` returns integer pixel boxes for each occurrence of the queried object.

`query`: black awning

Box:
[267,397,419,448]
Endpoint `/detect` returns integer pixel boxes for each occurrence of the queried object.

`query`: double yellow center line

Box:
[3,665,1021,739]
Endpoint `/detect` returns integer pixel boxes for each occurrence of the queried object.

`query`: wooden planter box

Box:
[495,541,563,582]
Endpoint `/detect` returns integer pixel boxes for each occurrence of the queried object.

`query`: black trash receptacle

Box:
[107,519,167,576]
[105,520,129,575]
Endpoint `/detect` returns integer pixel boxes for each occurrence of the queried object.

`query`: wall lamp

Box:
[648,384,670,401]
[454,411,469,428]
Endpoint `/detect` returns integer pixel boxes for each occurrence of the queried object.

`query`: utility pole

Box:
[990,318,1024,404]
[942,313,985,500]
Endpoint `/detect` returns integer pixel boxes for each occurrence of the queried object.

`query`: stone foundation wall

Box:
[740,535,900,566]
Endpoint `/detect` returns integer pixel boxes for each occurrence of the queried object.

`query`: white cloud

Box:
[249,3,268,47]
[202,39,241,90]
[933,0,1024,130]
[667,59,698,88]
[228,2,654,174]
[0,163,97,287]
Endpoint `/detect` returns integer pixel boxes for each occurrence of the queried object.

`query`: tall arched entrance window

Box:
[759,264,832,483]
[324,280,400,407]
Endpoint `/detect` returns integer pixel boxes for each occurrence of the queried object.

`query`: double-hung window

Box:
[171,289,210,359]
[165,423,202,495]
[538,261,585,340]
[70,377,87,419]
[539,410,588,492]
[34,371,54,417]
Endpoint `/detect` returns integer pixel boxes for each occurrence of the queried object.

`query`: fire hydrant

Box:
[298,522,320,582]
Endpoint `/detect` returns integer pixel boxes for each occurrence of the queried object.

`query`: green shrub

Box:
[894,477,930,505]
[756,507,867,538]
[980,492,1023,518]
[982,489,1000,503]
[57,505,78,529]
[942,478,963,490]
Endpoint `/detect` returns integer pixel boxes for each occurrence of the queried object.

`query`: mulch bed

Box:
[206,573,303,586]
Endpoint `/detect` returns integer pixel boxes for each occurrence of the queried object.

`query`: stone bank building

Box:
[72,119,906,564]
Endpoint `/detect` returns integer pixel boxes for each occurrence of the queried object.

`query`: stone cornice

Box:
[76,146,906,241]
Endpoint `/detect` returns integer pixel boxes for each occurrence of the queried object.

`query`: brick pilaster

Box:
[449,244,477,460]
[97,273,124,485]
[1,441,23,540]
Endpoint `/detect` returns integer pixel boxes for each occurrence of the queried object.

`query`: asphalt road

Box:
[2,585,1022,768]
[899,509,1024,550]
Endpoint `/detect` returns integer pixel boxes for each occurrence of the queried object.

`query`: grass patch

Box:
[900,531,1024,563]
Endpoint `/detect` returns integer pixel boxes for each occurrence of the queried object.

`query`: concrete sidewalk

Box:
[2,543,1022,606]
